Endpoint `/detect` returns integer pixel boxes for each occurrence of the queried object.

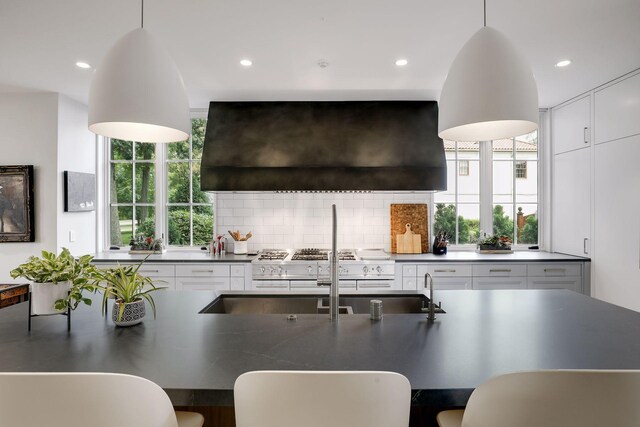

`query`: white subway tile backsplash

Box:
[215,192,431,251]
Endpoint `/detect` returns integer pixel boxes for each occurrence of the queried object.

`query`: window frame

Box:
[104,111,214,250]
[458,160,470,176]
[515,161,527,179]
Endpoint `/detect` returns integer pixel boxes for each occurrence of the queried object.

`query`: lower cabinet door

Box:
[230,277,245,291]
[527,277,582,293]
[177,277,231,291]
[418,276,472,290]
[151,277,176,290]
[472,277,527,290]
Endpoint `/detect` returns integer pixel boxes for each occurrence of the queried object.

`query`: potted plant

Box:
[97,261,162,327]
[10,249,99,315]
[477,235,513,253]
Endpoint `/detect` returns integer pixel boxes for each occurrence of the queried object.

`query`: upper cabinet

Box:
[552,95,591,155]
[595,72,640,145]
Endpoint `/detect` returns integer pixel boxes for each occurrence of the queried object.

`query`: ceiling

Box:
[1,0,639,109]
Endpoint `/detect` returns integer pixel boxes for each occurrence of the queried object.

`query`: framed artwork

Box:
[0,165,35,242]
[63,171,96,212]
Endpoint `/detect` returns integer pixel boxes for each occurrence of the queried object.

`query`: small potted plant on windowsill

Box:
[97,261,163,327]
[477,235,513,254]
[10,249,100,315]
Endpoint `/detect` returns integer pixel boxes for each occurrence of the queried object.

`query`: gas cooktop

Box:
[256,249,290,261]
[291,248,356,261]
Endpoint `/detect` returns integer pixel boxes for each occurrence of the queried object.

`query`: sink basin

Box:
[200,294,442,315]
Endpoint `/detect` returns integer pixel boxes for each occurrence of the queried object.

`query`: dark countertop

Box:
[0,289,636,407]
[391,251,590,263]
[91,250,589,264]
[91,251,256,263]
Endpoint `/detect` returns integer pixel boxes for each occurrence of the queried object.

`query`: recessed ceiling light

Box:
[395,59,408,67]
[76,61,92,69]
[555,59,572,68]
[240,59,253,67]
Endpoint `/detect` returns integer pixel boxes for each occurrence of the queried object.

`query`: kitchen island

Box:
[0,289,637,411]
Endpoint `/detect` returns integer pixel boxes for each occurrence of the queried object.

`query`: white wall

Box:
[57,95,96,255]
[215,192,432,251]
[0,93,97,283]
[0,93,59,282]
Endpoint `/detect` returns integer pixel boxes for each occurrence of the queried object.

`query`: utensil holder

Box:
[233,240,248,254]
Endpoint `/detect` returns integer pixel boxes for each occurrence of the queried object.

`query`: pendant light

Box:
[88,0,190,143]
[438,0,538,141]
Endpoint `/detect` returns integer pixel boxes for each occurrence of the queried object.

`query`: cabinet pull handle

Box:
[489,269,511,273]
[584,127,589,144]
[193,269,214,273]
[434,269,456,273]
[583,238,588,254]
[140,270,159,273]
[255,285,288,288]
[544,268,566,273]
[359,283,392,288]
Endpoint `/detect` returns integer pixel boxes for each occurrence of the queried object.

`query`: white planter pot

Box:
[30,281,71,315]
[234,240,248,254]
[112,299,146,327]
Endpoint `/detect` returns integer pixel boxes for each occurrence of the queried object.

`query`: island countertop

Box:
[90,250,589,264]
[0,289,636,407]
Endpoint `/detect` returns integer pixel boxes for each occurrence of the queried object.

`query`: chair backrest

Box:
[462,370,640,427]
[234,370,411,427]
[0,372,178,427]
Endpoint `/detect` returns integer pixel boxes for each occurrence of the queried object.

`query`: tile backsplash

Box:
[214,192,433,251]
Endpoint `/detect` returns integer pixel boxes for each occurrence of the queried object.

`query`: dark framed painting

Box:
[63,171,96,212]
[0,165,35,243]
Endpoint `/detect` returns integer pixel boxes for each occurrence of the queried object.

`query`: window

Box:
[107,118,214,248]
[459,160,469,176]
[166,118,214,246]
[434,130,539,247]
[109,141,156,246]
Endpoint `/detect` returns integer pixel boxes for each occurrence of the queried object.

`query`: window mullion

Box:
[479,140,493,238]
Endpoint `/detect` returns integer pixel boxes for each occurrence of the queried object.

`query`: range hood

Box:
[201,101,446,191]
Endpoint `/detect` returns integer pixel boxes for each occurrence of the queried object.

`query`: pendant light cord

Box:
[141,0,144,28]
[483,0,486,27]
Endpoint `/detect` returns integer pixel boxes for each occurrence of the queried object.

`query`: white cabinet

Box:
[472,264,527,277]
[95,263,176,290]
[552,95,591,154]
[552,147,591,256]
[416,264,473,290]
[418,276,472,290]
[593,135,640,311]
[528,263,581,277]
[175,263,248,291]
[177,277,231,291]
[594,73,640,145]
[527,277,582,293]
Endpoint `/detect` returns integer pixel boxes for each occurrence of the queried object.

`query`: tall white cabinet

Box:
[552,70,640,311]
[551,95,591,257]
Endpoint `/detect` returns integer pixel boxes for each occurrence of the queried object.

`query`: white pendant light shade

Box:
[89,29,190,143]
[438,26,538,141]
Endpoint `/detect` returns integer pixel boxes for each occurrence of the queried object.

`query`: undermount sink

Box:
[199,294,442,315]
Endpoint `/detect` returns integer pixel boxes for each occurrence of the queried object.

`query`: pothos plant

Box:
[97,260,162,322]
[10,248,101,311]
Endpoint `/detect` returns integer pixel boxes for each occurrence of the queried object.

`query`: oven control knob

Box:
[376,266,383,274]
[270,266,277,275]
[278,266,283,275]
[318,266,324,274]
[339,266,343,275]
[307,266,313,274]
[363,266,369,274]
[260,266,266,274]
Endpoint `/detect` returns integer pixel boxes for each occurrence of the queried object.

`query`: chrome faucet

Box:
[317,204,339,321]
[422,272,443,321]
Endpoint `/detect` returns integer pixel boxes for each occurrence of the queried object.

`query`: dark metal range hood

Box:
[201,101,446,191]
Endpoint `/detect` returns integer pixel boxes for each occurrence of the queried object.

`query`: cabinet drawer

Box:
[177,277,230,291]
[230,277,245,291]
[402,264,417,278]
[472,277,527,290]
[176,264,230,277]
[402,278,418,290]
[357,280,396,291]
[418,276,471,290]
[417,264,472,277]
[95,263,175,278]
[527,277,582,293]
[230,265,246,277]
[528,264,581,277]
[473,264,527,277]
[251,280,290,290]
[151,277,176,290]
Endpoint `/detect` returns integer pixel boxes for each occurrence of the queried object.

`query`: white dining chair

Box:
[437,370,640,427]
[234,370,412,427]
[0,372,204,427]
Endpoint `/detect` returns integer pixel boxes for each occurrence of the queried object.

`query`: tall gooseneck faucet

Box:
[330,204,339,321]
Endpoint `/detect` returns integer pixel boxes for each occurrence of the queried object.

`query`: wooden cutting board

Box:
[396,224,421,254]
[390,204,429,253]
